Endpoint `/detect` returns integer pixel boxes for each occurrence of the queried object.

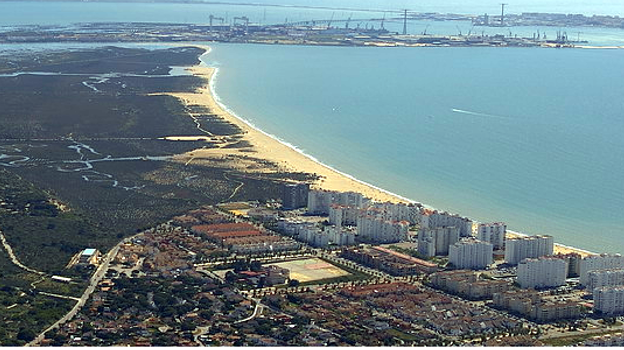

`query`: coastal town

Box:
[16,183,624,346]
[0,37,622,346]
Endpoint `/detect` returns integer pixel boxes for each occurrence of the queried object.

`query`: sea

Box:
[1,1,624,254]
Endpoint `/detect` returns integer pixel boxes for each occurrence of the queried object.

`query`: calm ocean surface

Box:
[0,1,623,254]
[202,44,624,254]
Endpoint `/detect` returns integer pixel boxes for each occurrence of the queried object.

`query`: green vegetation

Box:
[0,283,73,346]
[541,329,624,347]
[0,46,318,344]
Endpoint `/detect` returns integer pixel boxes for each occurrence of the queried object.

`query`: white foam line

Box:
[205,58,418,206]
[451,108,510,120]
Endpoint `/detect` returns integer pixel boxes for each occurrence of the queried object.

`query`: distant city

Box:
[3,7,624,47]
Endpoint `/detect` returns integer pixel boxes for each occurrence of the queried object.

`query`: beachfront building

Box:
[326,226,357,246]
[504,235,554,265]
[586,269,624,292]
[417,226,460,257]
[554,252,582,278]
[449,238,494,270]
[277,219,313,237]
[292,223,356,248]
[366,201,424,225]
[420,209,474,237]
[476,222,507,250]
[579,254,624,286]
[298,226,330,248]
[594,285,624,316]
[328,204,359,227]
[356,215,409,244]
[280,182,309,210]
[516,256,566,289]
[307,190,366,215]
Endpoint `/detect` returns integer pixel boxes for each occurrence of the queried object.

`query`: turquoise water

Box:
[203,43,624,254]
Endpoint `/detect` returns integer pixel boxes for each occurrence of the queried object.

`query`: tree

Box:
[225,271,237,282]
[17,328,36,342]
[288,279,300,287]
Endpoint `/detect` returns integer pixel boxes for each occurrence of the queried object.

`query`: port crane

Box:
[209,15,225,31]
[326,12,335,29]
[233,16,250,32]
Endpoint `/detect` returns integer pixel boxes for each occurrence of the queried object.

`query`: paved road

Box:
[234,298,263,324]
[27,238,127,346]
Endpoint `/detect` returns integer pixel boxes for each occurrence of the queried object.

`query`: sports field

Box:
[272,258,350,282]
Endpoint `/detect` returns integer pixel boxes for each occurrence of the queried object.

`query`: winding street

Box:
[26,236,131,346]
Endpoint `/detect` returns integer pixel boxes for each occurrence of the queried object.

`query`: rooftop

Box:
[82,248,97,256]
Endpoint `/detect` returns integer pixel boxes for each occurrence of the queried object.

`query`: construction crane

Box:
[422,24,430,35]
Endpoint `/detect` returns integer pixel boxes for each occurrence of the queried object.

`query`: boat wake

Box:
[451,108,511,120]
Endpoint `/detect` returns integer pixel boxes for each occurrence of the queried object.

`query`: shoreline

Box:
[171,44,596,258]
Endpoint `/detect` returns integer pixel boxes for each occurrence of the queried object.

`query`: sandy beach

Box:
[168,65,408,204]
[168,45,594,258]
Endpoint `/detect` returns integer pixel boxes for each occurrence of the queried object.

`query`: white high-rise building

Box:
[594,285,624,316]
[449,238,494,270]
[417,226,460,257]
[356,215,409,244]
[580,254,624,286]
[477,222,507,250]
[420,210,473,237]
[328,204,359,227]
[366,202,423,225]
[326,226,356,246]
[516,256,567,289]
[504,235,554,265]
[307,190,366,215]
[586,269,624,292]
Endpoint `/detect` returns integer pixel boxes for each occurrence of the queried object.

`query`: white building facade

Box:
[420,211,473,237]
[594,285,624,316]
[516,257,567,289]
[504,235,554,265]
[477,222,507,250]
[356,215,409,244]
[449,238,494,270]
[418,226,460,257]
[580,254,624,286]
[586,269,624,292]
